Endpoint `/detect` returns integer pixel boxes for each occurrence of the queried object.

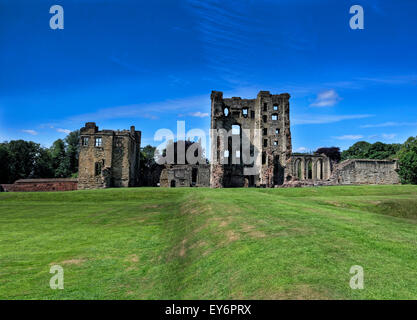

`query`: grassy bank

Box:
[0,185,416,299]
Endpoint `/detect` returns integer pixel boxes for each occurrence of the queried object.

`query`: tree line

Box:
[0,131,80,184]
[1,134,416,185]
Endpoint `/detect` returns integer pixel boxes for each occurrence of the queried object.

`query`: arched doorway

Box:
[295,158,302,179]
[170,180,176,188]
[306,160,313,180]
[316,159,323,180]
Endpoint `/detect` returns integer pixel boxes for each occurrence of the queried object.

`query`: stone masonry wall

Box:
[1,179,78,192]
[210,90,292,188]
[330,159,400,185]
[160,164,210,187]
[78,122,141,190]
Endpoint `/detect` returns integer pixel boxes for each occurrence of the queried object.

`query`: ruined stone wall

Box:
[160,164,210,187]
[289,154,331,181]
[330,159,400,185]
[78,122,141,190]
[1,179,78,192]
[210,91,292,188]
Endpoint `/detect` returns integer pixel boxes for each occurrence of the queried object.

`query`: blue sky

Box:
[0,0,416,152]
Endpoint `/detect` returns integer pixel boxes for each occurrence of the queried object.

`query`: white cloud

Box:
[56,128,71,134]
[189,112,209,118]
[381,133,397,140]
[293,114,373,125]
[333,135,364,140]
[361,121,417,128]
[22,129,38,136]
[67,95,209,123]
[310,89,342,107]
[295,147,307,152]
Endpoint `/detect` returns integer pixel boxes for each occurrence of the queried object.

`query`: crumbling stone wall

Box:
[210,91,292,188]
[160,164,210,187]
[330,159,400,185]
[1,179,78,192]
[78,122,141,190]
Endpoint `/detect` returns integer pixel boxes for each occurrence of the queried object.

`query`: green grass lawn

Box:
[0,185,416,300]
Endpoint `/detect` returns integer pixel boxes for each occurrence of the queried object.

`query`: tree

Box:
[341,141,401,161]
[140,145,157,169]
[0,143,10,183]
[397,136,417,184]
[6,140,40,183]
[32,148,54,179]
[65,130,80,175]
[50,139,69,178]
[315,147,341,163]
[341,141,371,160]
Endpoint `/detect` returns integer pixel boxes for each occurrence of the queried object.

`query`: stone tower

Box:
[78,122,141,189]
[210,91,292,188]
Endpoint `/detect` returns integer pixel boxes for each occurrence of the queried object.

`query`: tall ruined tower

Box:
[78,122,141,189]
[210,91,292,188]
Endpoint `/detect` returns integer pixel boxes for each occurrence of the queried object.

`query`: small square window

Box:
[264,139,268,147]
[263,128,267,135]
[263,103,268,111]
[224,150,229,158]
[242,108,248,117]
[263,115,267,123]
[273,105,278,111]
[95,137,102,147]
[236,151,240,158]
[262,152,266,165]
[274,141,278,146]
[271,114,278,121]
[82,137,89,146]
[275,129,280,135]
[250,111,255,119]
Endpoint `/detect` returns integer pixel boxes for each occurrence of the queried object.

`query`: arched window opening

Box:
[307,161,313,179]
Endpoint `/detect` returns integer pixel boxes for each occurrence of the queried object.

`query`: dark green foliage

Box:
[0,143,10,183]
[1,140,49,183]
[65,130,80,175]
[0,130,80,183]
[397,136,417,184]
[140,145,163,186]
[341,141,401,161]
[315,147,341,162]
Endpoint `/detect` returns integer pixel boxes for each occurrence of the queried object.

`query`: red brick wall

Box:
[1,179,78,192]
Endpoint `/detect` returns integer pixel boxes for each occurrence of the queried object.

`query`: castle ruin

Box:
[210,91,292,187]
[0,91,401,193]
[78,122,141,189]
